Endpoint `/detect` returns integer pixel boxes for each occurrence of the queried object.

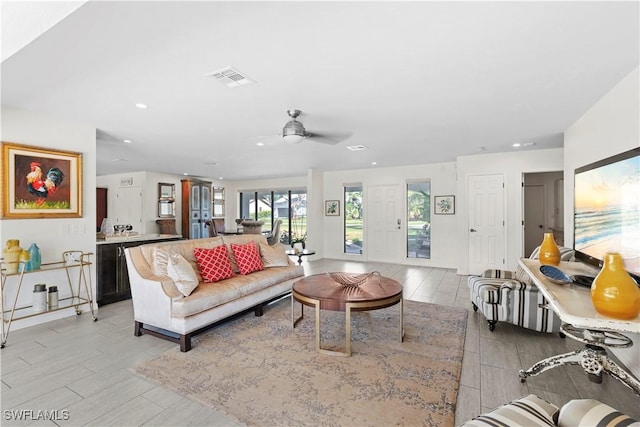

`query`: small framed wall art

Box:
[434,195,455,215]
[325,200,340,216]
[2,142,83,219]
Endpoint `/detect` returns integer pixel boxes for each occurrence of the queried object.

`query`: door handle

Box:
[470,228,477,232]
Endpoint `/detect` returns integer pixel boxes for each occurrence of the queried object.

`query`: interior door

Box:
[468,175,505,275]
[367,185,402,263]
[115,186,142,231]
[524,184,545,256]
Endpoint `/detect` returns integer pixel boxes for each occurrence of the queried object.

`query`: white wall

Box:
[95,171,146,231]
[456,148,565,274]
[564,66,640,379]
[1,108,97,329]
[96,172,224,236]
[323,162,458,267]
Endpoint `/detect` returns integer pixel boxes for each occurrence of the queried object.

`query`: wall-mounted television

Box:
[574,147,640,275]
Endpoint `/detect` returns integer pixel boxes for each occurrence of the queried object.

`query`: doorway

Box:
[467,174,505,275]
[366,184,402,263]
[116,186,143,231]
[523,172,564,256]
[524,184,545,257]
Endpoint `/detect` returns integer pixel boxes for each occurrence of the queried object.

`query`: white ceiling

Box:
[2,1,638,181]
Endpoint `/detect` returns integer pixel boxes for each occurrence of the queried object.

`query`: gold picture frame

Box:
[2,142,83,219]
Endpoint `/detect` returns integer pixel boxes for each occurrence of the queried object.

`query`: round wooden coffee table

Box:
[291,273,403,357]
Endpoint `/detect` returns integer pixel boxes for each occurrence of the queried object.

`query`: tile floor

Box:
[2,258,639,426]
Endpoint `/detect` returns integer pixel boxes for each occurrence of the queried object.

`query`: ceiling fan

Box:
[254,109,351,146]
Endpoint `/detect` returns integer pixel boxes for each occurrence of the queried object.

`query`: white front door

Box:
[468,175,505,275]
[367,184,402,263]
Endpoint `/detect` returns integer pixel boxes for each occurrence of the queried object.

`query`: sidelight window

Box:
[407,180,430,259]
[344,185,363,254]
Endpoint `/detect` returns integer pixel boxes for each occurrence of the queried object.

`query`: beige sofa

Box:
[124,234,304,351]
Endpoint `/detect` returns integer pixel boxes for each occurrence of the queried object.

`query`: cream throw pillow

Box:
[259,242,290,267]
[166,254,199,297]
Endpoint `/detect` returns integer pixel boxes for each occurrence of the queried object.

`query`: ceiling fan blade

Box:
[305,131,353,145]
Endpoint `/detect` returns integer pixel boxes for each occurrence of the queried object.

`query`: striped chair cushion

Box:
[558,399,640,427]
[482,269,516,279]
[462,394,558,427]
[504,278,560,333]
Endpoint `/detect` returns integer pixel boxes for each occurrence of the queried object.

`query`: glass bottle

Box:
[538,232,560,266]
[28,243,41,270]
[591,252,640,320]
[19,250,31,272]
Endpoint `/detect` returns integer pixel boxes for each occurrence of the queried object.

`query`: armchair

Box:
[266,219,282,245]
[468,246,574,332]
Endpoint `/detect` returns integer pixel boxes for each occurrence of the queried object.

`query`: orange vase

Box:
[538,232,560,266]
[591,253,640,320]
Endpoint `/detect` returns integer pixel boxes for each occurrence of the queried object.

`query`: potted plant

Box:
[290,231,307,253]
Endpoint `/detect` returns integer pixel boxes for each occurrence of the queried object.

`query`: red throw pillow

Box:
[231,241,264,275]
[193,245,235,283]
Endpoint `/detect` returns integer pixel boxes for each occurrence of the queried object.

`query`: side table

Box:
[286,249,315,265]
[517,258,640,396]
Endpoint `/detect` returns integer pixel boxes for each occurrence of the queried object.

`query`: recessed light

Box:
[371,162,377,165]
[123,139,132,143]
[347,145,367,151]
[183,173,189,176]
[256,142,264,146]
[512,143,521,147]
[135,103,148,109]
[218,177,224,180]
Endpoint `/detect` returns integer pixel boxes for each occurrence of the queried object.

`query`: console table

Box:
[517,258,640,396]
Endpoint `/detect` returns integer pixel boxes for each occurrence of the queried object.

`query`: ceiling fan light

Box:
[283,134,304,144]
[283,119,306,144]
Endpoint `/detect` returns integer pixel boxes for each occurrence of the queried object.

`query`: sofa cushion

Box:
[461,394,558,427]
[222,234,268,273]
[194,246,235,283]
[260,242,290,267]
[171,266,303,318]
[231,241,264,275]
[558,399,640,427]
[142,237,224,282]
[166,254,199,297]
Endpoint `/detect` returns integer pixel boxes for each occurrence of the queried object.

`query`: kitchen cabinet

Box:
[181,179,212,239]
[96,236,181,306]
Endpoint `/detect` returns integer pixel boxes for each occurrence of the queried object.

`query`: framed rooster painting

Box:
[2,142,83,219]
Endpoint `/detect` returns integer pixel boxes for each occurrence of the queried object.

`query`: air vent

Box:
[346,145,367,151]
[205,66,254,87]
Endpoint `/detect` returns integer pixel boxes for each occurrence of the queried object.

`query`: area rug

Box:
[135,297,468,427]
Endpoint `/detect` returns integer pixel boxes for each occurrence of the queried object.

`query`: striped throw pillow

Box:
[462,394,558,427]
[558,399,640,427]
